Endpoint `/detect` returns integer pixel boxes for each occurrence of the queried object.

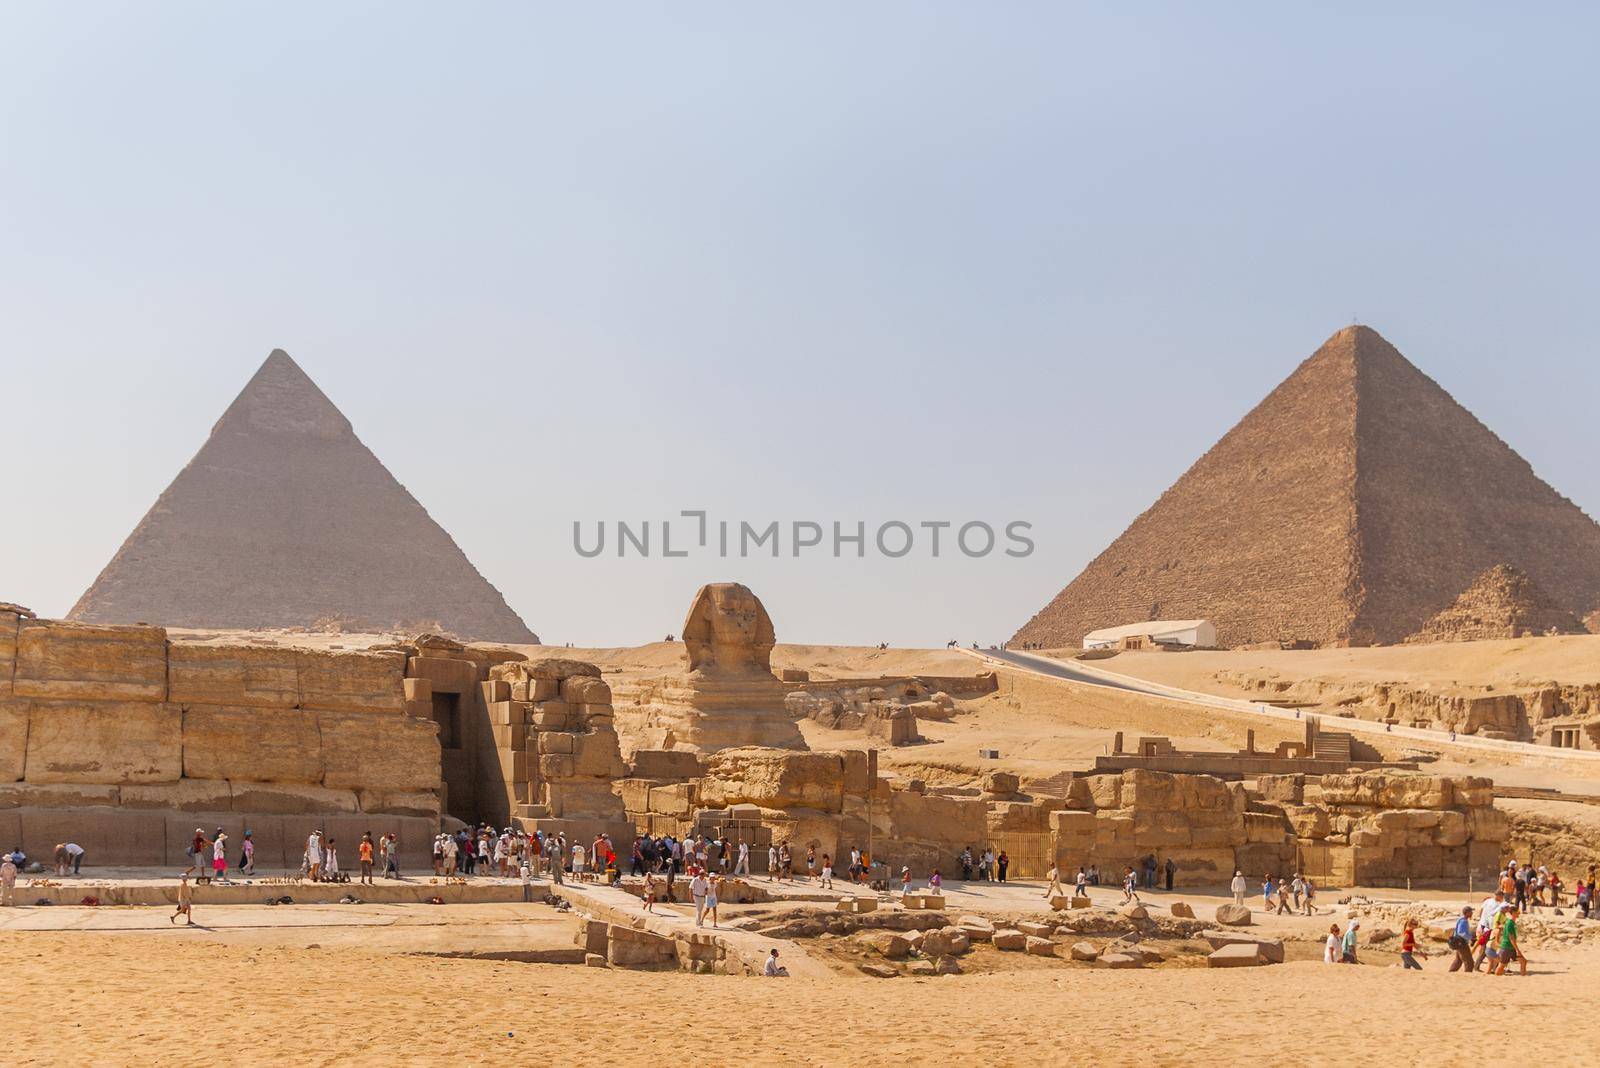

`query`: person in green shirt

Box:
[1494,906,1527,976]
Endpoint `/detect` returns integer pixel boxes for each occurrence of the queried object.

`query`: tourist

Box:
[1121,866,1140,904]
[1493,906,1526,976]
[1261,874,1275,912]
[171,872,193,925]
[1230,871,1247,906]
[735,839,750,876]
[1044,864,1064,901]
[960,846,973,881]
[690,868,709,927]
[1448,906,1476,972]
[997,850,1010,883]
[849,846,862,883]
[1324,924,1341,963]
[240,831,256,877]
[643,870,658,912]
[1164,856,1176,891]
[900,866,913,896]
[708,872,724,927]
[521,855,534,901]
[572,840,585,878]
[212,829,229,883]
[431,834,444,876]
[324,837,340,880]
[929,869,942,894]
[820,854,833,889]
[0,853,16,906]
[981,848,995,882]
[1399,919,1424,970]
[1088,864,1100,886]
[189,828,209,878]
[1075,867,1088,897]
[1290,874,1305,912]
[763,948,788,977]
[1301,876,1316,915]
[1142,853,1157,890]
[64,841,85,876]
[1275,878,1291,916]
[1341,919,1360,964]
[780,842,793,880]
[383,833,400,879]
[806,846,817,881]
[359,833,375,885]
[1475,890,1504,971]
[307,829,323,881]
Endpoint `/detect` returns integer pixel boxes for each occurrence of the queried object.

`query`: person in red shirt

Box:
[1400,918,1424,970]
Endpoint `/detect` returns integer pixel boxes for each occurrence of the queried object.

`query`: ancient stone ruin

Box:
[1407,563,1587,643]
[70,349,537,643]
[0,606,444,867]
[612,583,804,754]
[1013,325,1600,648]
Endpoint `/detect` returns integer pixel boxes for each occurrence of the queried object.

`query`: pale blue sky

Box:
[3,4,1596,645]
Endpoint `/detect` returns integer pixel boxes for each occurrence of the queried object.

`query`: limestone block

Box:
[13,620,167,702]
[629,749,703,781]
[1284,805,1331,840]
[1024,936,1057,957]
[993,929,1027,951]
[120,779,233,811]
[920,929,970,956]
[1117,903,1148,921]
[649,783,694,816]
[298,650,406,713]
[531,701,571,729]
[840,749,870,795]
[25,700,181,784]
[571,731,626,779]
[606,923,677,968]
[491,722,528,750]
[229,781,359,815]
[403,677,433,702]
[488,701,528,726]
[1179,774,1235,811]
[404,655,481,694]
[613,778,654,813]
[1201,930,1284,963]
[1468,805,1510,842]
[355,788,441,818]
[562,676,612,705]
[537,731,574,755]
[1095,952,1142,969]
[1207,944,1267,967]
[526,659,601,682]
[1051,809,1097,834]
[0,781,120,808]
[531,678,560,701]
[0,810,17,850]
[988,799,1053,834]
[1062,777,1094,810]
[1170,902,1194,918]
[182,705,323,784]
[983,771,1020,796]
[1070,895,1093,908]
[1244,811,1288,845]
[1120,769,1178,810]
[167,644,298,708]
[699,748,845,814]
[1451,777,1495,808]
[1070,941,1100,961]
[1254,774,1304,804]
[539,754,576,780]
[1085,775,1121,809]
[21,806,166,866]
[482,679,510,704]
[1131,810,1193,847]
[543,779,624,819]
[498,750,528,782]
[1188,813,1247,849]
[0,700,26,782]
[864,932,911,959]
[1017,921,1054,937]
[319,711,441,792]
[1214,903,1252,926]
[958,915,995,940]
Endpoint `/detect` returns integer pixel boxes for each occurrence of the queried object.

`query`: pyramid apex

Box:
[216,347,351,440]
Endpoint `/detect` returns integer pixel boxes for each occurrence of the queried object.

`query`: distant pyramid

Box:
[1407,564,1586,643]
[1013,326,1600,648]
[71,350,538,643]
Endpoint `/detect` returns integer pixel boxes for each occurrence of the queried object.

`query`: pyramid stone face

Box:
[1014,326,1600,648]
[1408,564,1586,643]
[70,350,538,643]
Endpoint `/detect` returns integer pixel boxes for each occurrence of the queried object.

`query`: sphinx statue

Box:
[612,583,805,755]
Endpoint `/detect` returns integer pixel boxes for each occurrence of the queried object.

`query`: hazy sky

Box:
[3,4,1597,646]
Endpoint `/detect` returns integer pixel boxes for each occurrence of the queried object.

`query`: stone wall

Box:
[0,610,445,865]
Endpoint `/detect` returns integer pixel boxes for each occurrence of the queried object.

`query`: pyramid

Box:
[1407,564,1586,643]
[1013,326,1600,648]
[71,350,538,643]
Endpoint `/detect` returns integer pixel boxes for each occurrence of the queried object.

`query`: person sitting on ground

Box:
[763,948,788,977]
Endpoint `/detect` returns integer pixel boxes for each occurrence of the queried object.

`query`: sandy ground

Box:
[1078,635,1600,693]
[6,881,1598,1066]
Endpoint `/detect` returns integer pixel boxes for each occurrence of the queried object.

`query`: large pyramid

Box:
[71,350,538,643]
[1013,326,1600,648]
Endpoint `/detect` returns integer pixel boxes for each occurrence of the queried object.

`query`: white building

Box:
[1082,619,1217,651]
